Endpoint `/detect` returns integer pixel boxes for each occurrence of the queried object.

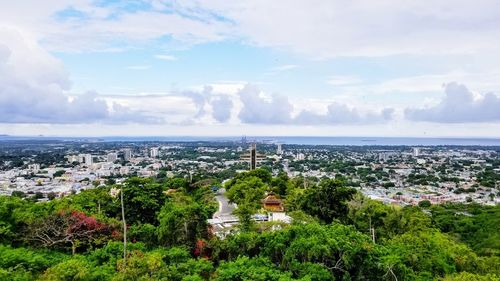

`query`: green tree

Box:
[270,172,291,197]
[348,194,389,241]
[11,190,26,198]
[225,168,272,190]
[383,230,478,280]
[122,177,166,225]
[226,176,267,209]
[419,200,432,208]
[157,195,210,248]
[442,272,499,281]
[300,179,356,223]
[128,223,157,247]
[214,256,296,281]
[71,187,118,217]
[233,203,257,232]
[40,258,92,281]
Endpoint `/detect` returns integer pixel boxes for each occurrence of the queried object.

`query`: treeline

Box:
[0,169,498,280]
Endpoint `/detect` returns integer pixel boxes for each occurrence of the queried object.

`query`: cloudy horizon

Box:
[1,1,500,137]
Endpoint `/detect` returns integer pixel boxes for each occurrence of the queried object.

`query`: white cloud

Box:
[155,54,177,61]
[367,71,500,94]
[238,84,293,124]
[237,84,393,125]
[0,27,159,124]
[4,0,499,58]
[295,105,393,125]
[211,95,233,122]
[187,0,500,58]
[405,82,500,123]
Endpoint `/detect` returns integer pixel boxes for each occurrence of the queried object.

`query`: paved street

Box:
[213,188,236,218]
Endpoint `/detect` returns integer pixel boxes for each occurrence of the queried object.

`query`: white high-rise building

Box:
[123,149,132,161]
[413,148,420,157]
[66,155,79,163]
[277,144,283,155]
[84,154,93,166]
[107,153,117,163]
[78,154,86,163]
[150,147,159,158]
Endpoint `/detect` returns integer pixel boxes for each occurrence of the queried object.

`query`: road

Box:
[213,188,236,218]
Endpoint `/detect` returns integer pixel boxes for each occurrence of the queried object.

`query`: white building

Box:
[28,164,40,173]
[107,153,117,163]
[277,144,283,155]
[84,154,93,166]
[66,155,79,163]
[123,149,132,161]
[150,147,159,158]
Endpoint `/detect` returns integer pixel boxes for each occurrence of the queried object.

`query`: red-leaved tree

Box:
[26,210,116,254]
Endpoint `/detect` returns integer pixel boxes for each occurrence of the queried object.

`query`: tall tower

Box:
[123,149,132,161]
[413,147,420,157]
[240,143,265,170]
[84,154,93,166]
[150,147,159,158]
[250,143,257,170]
[277,143,283,155]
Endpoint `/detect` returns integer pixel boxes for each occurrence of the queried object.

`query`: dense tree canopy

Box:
[299,178,357,223]
[0,171,498,280]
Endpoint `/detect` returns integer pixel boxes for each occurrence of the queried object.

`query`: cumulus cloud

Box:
[405,82,500,123]
[0,28,159,124]
[183,86,213,118]
[211,95,233,122]
[237,84,393,125]
[238,84,293,124]
[296,104,394,125]
[107,103,164,124]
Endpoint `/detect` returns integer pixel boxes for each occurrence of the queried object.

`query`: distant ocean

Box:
[2,135,500,146]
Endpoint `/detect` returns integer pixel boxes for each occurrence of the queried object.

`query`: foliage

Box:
[0,171,499,280]
[299,178,356,223]
[226,176,267,209]
[382,230,479,280]
[224,168,272,190]
[122,177,166,225]
[211,223,383,280]
[419,200,432,208]
[0,245,67,276]
[441,272,499,281]
[214,256,296,281]
[430,204,500,255]
[25,210,117,254]
[157,194,211,248]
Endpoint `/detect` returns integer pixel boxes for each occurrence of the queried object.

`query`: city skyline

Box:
[1,1,500,137]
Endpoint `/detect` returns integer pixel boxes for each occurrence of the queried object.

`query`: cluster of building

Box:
[1,141,498,207]
[0,147,162,198]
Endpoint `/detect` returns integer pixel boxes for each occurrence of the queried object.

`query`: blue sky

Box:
[1,0,500,137]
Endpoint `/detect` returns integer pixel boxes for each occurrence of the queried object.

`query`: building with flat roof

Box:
[123,149,132,161]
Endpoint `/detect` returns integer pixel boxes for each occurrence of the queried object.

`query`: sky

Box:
[1,0,500,137]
